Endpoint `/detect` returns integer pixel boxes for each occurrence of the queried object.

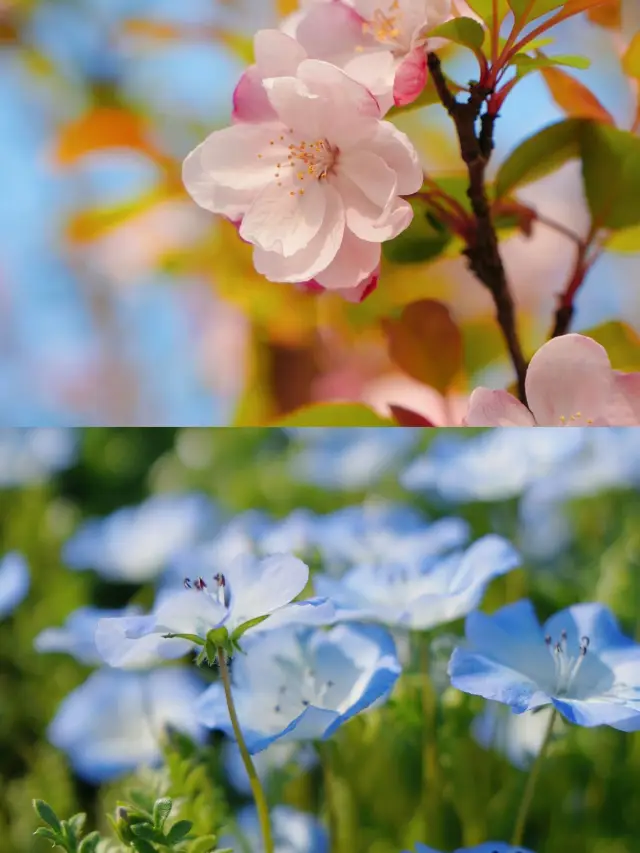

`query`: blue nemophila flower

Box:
[63,493,215,583]
[401,430,584,503]
[471,702,557,771]
[409,844,535,853]
[196,624,401,753]
[224,741,318,795]
[314,535,520,631]
[96,553,332,667]
[0,429,77,488]
[35,605,144,665]
[48,667,207,783]
[287,427,421,490]
[0,552,30,619]
[220,805,329,853]
[449,600,640,729]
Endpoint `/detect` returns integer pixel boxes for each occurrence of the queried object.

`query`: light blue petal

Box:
[447,535,521,594]
[551,697,640,730]
[448,648,550,713]
[543,602,636,657]
[458,844,537,853]
[35,606,141,665]
[0,552,30,619]
[95,614,192,668]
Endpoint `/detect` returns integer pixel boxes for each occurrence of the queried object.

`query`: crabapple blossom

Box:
[463,334,640,427]
[278,0,452,112]
[183,59,423,294]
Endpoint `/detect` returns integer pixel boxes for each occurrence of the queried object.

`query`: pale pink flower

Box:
[464,334,640,427]
[279,0,452,112]
[183,59,423,293]
[363,372,468,424]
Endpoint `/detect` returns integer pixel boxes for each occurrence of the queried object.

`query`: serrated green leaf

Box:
[579,123,640,229]
[153,798,173,830]
[33,800,63,833]
[165,820,194,844]
[496,118,583,197]
[429,16,485,50]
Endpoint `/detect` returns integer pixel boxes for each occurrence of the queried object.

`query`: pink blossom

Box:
[183,59,423,293]
[463,334,640,427]
[280,0,452,112]
[363,371,468,424]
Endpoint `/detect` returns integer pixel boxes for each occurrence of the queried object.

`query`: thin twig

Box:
[549,226,601,338]
[427,52,528,404]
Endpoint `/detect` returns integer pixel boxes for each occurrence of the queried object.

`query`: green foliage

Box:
[382,199,452,265]
[579,123,640,229]
[429,17,486,51]
[271,404,393,426]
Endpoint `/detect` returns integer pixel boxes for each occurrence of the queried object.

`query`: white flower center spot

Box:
[259,132,338,197]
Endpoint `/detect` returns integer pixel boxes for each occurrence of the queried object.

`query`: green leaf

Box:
[604,223,640,252]
[495,118,583,197]
[153,798,173,830]
[188,835,220,853]
[382,198,452,264]
[579,123,640,229]
[131,822,163,842]
[33,800,63,833]
[507,0,565,22]
[132,840,157,853]
[165,820,194,844]
[33,826,61,845]
[161,632,205,646]
[67,813,87,838]
[511,52,590,77]
[464,0,510,28]
[271,403,393,426]
[582,321,640,371]
[429,16,485,50]
[78,832,102,853]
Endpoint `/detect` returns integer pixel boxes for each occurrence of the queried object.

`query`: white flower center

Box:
[545,630,590,696]
[259,131,338,198]
[557,411,594,426]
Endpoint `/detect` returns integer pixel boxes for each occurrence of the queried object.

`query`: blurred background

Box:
[0,0,639,426]
[1,426,640,853]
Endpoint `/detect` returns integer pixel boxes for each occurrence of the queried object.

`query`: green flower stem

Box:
[511,708,558,846]
[419,637,443,847]
[217,649,274,853]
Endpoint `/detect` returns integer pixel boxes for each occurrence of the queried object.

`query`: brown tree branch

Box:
[427,52,528,405]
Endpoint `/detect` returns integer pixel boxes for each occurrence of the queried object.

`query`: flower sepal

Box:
[204,626,234,664]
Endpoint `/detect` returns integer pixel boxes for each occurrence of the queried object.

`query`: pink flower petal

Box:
[366,121,423,195]
[232,66,277,123]
[252,183,345,282]
[612,371,640,425]
[339,175,413,241]
[312,226,380,290]
[463,388,536,426]
[393,46,428,107]
[294,0,369,59]
[263,75,324,138]
[254,29,307,75]
[182,122,288,193]
[525,334,617,426]
[337,149,397,209]
[239,179,326,257]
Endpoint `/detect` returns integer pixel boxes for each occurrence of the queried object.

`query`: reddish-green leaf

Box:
[382,300,463,394]
[580,123,640,229]
[540,66,615,123]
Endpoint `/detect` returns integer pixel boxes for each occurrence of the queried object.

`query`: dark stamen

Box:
[194,577,207,591]
[183,578,192,589]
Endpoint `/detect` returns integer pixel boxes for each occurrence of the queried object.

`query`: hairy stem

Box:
[427,52,528,404]
[511,708,557,846]
[218,649,274,853]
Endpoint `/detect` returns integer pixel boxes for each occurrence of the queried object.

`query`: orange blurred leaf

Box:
[586,0,620,26]
[277,0,300,16]
[382,300,464,393]
[55,107,161,165]
[540,66,615,124]
[122,19,190,40]
[66,190,169,243]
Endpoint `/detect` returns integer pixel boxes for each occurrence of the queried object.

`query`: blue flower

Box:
[306,504,469,577]
[95,553,332,667]
[35,605,145,666]
[471,702,557,771]
[314,535,520,631]
[449,600,640,730]
[48,667,207,783]
[288,428,421,490]
[0,552,30,619]
[401,430,585,503]
[408,844,535,853]
[220,806,329,853]
[195,623,401,753]
[0,429,78,488]
[63,493,216,582]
